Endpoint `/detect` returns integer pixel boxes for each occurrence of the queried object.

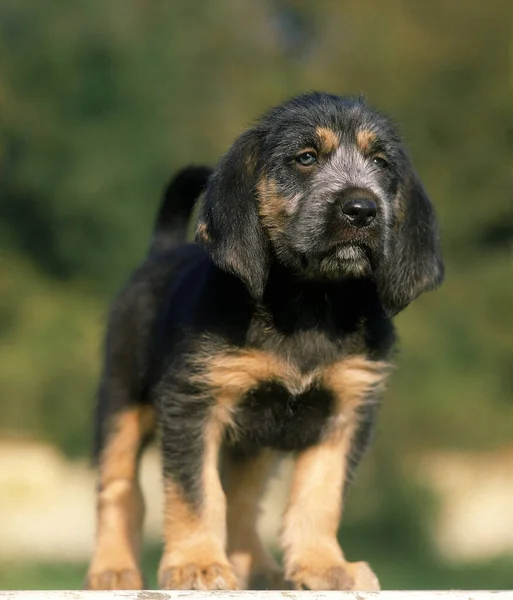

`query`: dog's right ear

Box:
[196,129,269,299]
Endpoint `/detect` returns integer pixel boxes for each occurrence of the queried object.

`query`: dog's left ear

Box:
[195,129,269,299]
[377,168,444,316]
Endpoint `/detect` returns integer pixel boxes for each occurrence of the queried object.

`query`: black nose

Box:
[341,198,377,227]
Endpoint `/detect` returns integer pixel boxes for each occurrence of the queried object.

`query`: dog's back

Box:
[91,166,211,464]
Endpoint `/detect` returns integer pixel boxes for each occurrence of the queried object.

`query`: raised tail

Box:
[150,165,212,254]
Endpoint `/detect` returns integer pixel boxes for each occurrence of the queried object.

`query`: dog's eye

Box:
[295,151,318,167]
[372,156,389,169]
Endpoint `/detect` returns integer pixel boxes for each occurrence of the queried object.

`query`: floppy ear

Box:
[195,129,269,299]
[377,169,444,316]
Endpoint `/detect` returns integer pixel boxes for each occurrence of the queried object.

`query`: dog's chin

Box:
[294,244,373,281]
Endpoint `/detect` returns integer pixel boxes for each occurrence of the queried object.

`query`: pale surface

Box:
[1,592,513,600]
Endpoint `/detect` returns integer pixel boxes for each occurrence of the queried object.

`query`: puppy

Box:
[85,92,444,591]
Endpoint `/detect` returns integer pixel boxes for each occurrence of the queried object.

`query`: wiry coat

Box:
[86,92,444,592]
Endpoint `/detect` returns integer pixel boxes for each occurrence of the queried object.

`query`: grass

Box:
[2,542,513,591]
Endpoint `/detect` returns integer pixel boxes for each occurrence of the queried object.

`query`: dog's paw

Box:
[287,560,380,591]
[346,561,381,591]
[287,562,353,590]
[84,566,144,590]
[158,562,239,590]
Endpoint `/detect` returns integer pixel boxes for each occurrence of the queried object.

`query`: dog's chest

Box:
[207,344,387,453]
[233,376,335,451]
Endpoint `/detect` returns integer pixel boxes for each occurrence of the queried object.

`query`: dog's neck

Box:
[254,263,384,336]
[263,262,376,315]
[244,264,393,370]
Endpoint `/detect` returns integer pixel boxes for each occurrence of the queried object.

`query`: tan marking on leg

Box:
[356,129,377,154]
[158,417,238,590]
[281,356,389,591]
[281,425,355,590]
[85,405,156,590]
[160,346,308,589]
[316,126,340,154]
[225,450,284,589]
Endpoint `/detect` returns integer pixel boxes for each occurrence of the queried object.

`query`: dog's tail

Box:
[150,165,212,254]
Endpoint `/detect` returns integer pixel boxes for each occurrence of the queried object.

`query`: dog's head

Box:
[196,92,444,315]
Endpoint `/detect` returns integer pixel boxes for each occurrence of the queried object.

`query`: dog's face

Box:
[198,93,444,315]
[256,97,406,281]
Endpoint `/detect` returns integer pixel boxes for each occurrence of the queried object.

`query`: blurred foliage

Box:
[1,0,511,454]
[0,0,512,589]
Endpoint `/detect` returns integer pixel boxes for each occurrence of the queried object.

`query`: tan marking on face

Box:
[86,405,156,590]
[394,172,419,227]
[196,221,210,243]
[225,450,284,588]
[356,129,377,154]
[316,126,340,154]
[257,176,289,238]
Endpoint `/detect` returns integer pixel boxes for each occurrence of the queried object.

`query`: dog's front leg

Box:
[281,420,380,591]
[157,386,238,590]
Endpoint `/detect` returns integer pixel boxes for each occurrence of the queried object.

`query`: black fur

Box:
[199,131,269,298]
[234,382,336,451]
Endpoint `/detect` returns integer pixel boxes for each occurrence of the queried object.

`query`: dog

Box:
[85,92,444,591]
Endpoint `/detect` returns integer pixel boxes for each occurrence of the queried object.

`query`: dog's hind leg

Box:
[224,449,285,589]
[85,378,156,589]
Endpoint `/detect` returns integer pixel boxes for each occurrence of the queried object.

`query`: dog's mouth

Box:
[333,243,370,261]
[297,243,375,279]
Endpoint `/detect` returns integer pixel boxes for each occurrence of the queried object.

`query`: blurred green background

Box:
[0,0,512,591]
